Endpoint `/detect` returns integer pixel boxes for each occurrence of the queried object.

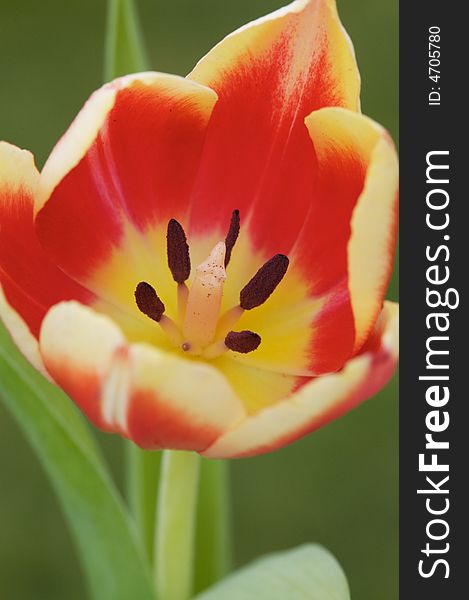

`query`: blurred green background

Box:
[0,1,398,598]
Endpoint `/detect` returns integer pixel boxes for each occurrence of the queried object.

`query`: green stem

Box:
[155,450,201,600]
[194,459,232,594]
[104,0,150,81]
[125,443,161,562]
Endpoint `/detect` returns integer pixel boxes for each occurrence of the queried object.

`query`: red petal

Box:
[0,143,93,341]
[299,108,398,354]
[187,0,360,252]
[35,73,217,283]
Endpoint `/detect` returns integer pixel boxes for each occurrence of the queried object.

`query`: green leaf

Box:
[194,544,351,600]
[104,0,150,80]
[0,323,155,600]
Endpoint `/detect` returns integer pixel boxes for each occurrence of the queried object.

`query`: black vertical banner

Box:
[400,1,466,597]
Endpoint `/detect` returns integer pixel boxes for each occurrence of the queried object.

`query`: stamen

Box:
[225,209,240,267]
[167,219,191,283]
[177,282,189,324]
[135,282,165,322]
[240,254,289,310]
[225,330,261,353]
[202,328,261,359]
[216,305,245,337]
[135,282,182,346]
[159,315,183,346]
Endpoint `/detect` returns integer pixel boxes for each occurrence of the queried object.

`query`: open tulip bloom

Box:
[0,0,398,460]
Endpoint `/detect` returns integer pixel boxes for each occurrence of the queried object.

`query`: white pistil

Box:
[182,241,227,352]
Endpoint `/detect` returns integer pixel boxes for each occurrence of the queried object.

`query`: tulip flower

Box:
[0,0,398,458]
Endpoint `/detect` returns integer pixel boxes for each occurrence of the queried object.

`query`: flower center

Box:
[134,210,289,359]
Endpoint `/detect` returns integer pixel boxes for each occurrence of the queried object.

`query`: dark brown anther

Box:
[239,254,289,310]
[167,218,191,283]
[225,330,261,353]
[225,209,240,267]
[135,282,165,322]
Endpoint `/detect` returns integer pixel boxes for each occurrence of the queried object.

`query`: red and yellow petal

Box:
[189,0,359,111]
[0,286,49,377]
[39,302,126,430]
[302,107,398,353]
[39,302,246,451]
[187,0,360,250]
[126,344,245,451]
[35,73,217,287]
[203,301,398,459]
[38,299,397,456]
[0,142,92,359]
